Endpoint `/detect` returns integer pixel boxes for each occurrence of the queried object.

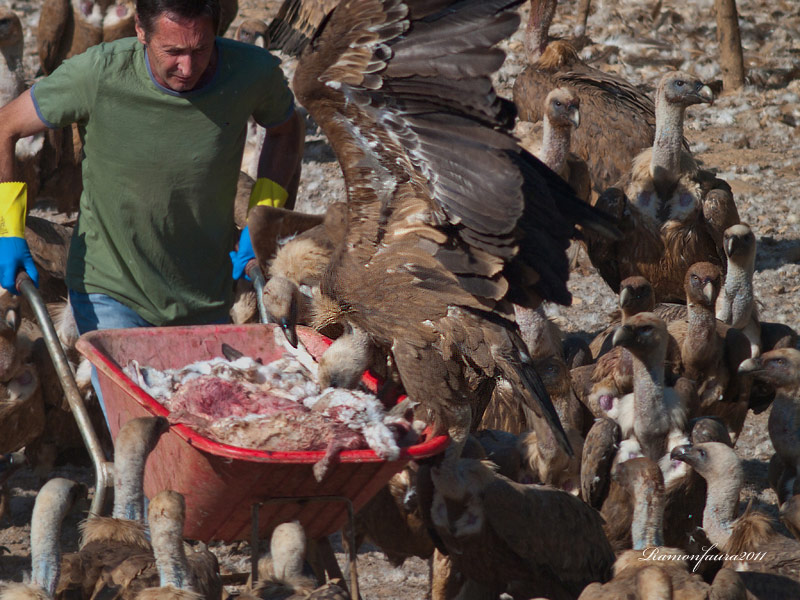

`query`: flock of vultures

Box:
[1,0,800,598]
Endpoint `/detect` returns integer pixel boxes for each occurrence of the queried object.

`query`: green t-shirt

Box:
[31,37,294,325]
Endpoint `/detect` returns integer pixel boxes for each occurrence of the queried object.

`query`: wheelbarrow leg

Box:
[251,502,261,584]
[17,273,112,518]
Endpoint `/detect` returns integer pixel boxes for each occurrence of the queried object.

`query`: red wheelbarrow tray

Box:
[75,323,449,543]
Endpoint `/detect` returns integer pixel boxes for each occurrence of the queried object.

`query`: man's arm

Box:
[0,90,49,182]
[0,90,47,293]
[256,109,305,197]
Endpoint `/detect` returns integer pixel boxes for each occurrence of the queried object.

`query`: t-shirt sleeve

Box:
[251,54,295,129]
[30,47,101,129]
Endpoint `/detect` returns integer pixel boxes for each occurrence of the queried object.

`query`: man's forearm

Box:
[0,90,49,183]
[256,110,305,190]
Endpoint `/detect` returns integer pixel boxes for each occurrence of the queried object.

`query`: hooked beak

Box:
[612,324,634,348]
[569,107,580,129]
[281,292,300,348]
[702,281,715,305]
[738,357,763,375]
[619,287,633,309]
[669,444,694,462]
[693,83,714,105]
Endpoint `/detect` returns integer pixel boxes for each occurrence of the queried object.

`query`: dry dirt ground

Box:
[1,0,799,597]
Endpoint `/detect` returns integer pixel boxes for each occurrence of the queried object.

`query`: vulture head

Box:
[657,71,714,108]
[618,276,655,319]
[611,312,669,364]
[263,275,301,347]
[235,19,269,47]
[544,87,580,130]
[0,7,23,49]
[684,262,721,308]
[738,348,800,390]
[670,441,741,486]
[723,223,756,262]
[430,459,496,538]
[690,416,733,447]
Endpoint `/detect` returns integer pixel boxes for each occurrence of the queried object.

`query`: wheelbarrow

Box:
[76,324,449,590]
[17,272,448,592]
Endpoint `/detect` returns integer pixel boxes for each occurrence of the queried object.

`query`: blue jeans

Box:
[69,290,155,432]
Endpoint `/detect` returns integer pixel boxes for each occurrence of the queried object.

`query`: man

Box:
[0,0,303,335]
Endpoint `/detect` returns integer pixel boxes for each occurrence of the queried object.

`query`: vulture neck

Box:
[631,345,670,461]
[152,510,194,589]
[702,464,743,549]
[631,481,665,550]
[723,257,755,327]
[683,302,719,374]
[0,40,24,105]
[30,480,76,596]
[540,116,571,179]
[526,0,557,60]
[113,440,151,521]
[651,98,686,192]
[271,528,306,582]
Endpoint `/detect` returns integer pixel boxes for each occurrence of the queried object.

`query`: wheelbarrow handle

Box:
[15,271,112,517]
[245,260,270,325]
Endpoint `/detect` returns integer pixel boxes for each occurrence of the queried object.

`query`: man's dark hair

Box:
[136,0,220,37]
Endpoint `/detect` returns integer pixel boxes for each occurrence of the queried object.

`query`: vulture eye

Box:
[675,80,685,87]
[773,358,787,367]
[555,100,562,107]
[691,274,699,283]
[640,325,653,334]
[698,448,706,458]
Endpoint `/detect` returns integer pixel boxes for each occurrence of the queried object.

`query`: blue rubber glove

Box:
[1,182,39,295]
[229,225,255,281]
[0,237,39,295]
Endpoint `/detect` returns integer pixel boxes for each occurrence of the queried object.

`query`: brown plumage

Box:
[672,442,800,596]
[668,262,752,440]
[346,467,434,567]
[0,7,25,103]
[585,72,739,301]
[425,457,614,599]
[55,417,169,600]
[266,0,339,56]
[103,490,219,600]
[37,0,103,75]
[292,0,618,460]
[254,204,343,344]
[513,0,666,193]
[578,457,746,599]
[741,348,800,504]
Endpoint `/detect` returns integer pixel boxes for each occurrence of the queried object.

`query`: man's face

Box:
[136,12,216,92]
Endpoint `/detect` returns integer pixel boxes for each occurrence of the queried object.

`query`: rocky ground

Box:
[1,0,799,597]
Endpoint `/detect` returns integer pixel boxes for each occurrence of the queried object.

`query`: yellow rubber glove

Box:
[247,177,289,210]
[0,182,39,294]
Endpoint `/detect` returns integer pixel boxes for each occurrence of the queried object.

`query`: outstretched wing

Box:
[267,0,340,56]
[293,0,617,311]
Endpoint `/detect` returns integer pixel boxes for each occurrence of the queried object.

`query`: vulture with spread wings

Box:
[281,0,618,455]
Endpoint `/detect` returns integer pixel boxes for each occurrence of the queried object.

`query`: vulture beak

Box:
[702,281,715,305]
[619,287,633,309]
[724,235,737,258]
[738,357,763,375]
[280,317,298,348]
[669,444,694,463]
[693,83,714,105]
[612,324,635,348]
[569,107,580,129]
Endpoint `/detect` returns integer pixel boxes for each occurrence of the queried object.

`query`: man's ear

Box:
[134,14,147,45]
